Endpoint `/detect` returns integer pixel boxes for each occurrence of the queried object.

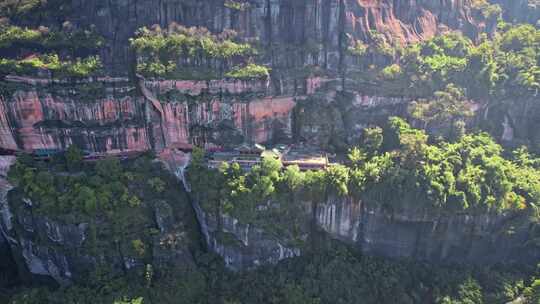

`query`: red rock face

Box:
[160,103,190,148]
[141,78,296,149]
[247,97,296,143]
[346,0,483,43]
[153,97,296,149]
[0,80,297,153]
[1,89,151,153]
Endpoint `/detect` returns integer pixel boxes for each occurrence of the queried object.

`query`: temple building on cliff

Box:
[207,143,328,171]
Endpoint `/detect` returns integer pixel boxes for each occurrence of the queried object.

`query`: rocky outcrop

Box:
[0,0,529,153]
[503,98,540,149]
[345,0,492,44]
[206,213,301,271]
[167,145,537,270]
[144,78,297,149]
[3,89,150,153]
[317,197,539,264]
[1,198,195,285]
[2,74,530,156]
[1,193,194,285]
[169,152,302,271]
[197,193,540,270]
[0,99,18,151]
[66,0,494,74]
[0,78,298,154]
[295,92,408,149]
[0,157,21,285]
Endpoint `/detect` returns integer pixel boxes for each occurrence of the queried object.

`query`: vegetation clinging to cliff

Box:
[130,24,262,79]
[0,54,102,78]
[225,63,270,80]
[189,118,540,229]
[356,24,539,100]
[0,22,104,78]
[6,150,196,272]
[0,24,104,53]
[7,151,180,222]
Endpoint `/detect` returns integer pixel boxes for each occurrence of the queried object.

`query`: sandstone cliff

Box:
[0,0,537,281]
[67,0,493,74]
[0,0,529,153]
[0,77,299,153]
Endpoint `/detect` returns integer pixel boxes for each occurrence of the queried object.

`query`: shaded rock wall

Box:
[2,196,195,285]
[503,98,540,150]
[0,157,23,285]
[0,99,18,151]
[317,197,539,265]
[206,213,301,271]
[67,0,491,74]
[199,192,540,270]
[295,92,409,149]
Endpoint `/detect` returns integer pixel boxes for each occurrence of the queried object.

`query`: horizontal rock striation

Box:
[0,78,300,154]
[2,89,150,153]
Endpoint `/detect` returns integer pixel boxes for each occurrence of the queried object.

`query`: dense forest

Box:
[5,239,540,304]
[4,120,540,303]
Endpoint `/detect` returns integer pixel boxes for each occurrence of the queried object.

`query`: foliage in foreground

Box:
[7,241,537,304]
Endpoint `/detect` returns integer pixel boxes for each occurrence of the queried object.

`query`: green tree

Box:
[325,165,350,196]
[409,84,472,140]
[65,145,83,171]
[148,177,166,193]
[362,127,383,155]
[96,157,122,181]
[283,165,304,193]
[77,186,98,215]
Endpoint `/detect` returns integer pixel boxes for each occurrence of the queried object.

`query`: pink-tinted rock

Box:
[1,82,297,154]
[1,90,150,153]
[346,0,485,44]
[145,79,270,96]
[306,77,324,95]
[246,97,296,143]
[160,103,190,147]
